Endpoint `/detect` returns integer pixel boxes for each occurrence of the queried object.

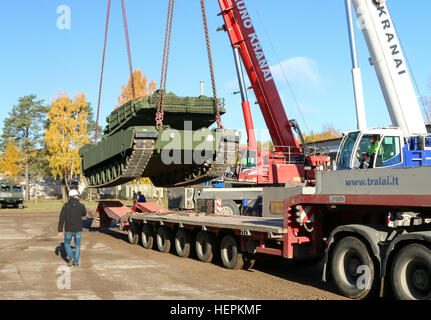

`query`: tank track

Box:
[84,138,156,188]
[150,138,238,188]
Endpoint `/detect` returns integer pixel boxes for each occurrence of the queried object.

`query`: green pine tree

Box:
[1,95,49,200]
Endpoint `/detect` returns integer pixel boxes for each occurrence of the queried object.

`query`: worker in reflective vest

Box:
[369,136,383,168]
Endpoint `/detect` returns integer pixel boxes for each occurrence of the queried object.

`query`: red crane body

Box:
[217,0,329,185]
[218,0,300,154]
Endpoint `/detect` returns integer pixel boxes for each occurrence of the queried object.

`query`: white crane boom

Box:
[351,0,427,137]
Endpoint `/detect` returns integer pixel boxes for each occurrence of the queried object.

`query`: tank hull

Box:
[80,126,239,188]
[79,92,238,188]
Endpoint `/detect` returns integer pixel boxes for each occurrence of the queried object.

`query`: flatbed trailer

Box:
[93,167,431,300]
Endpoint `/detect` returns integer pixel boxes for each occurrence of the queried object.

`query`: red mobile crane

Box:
[217,0,329,185]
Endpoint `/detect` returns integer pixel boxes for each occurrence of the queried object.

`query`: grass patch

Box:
[0,198,167,212]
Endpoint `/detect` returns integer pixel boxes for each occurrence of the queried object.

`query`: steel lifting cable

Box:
[200,0,224,129]
[121,0,136,100]
[156,0,175,130]
[94,0,136,143]
[94,0,112,143]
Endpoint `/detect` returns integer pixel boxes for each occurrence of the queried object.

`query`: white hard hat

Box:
[69,189,79,197]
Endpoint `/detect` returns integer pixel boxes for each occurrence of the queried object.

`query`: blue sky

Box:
[0,0,430,142]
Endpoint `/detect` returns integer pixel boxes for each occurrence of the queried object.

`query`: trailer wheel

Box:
[330,236,376,299]
[220,235,244,270]
[391,244,431,300]
[195,231,215,263]
[156,226,172,253]
[127,223,140,245]
[175,229,192,258]
[221,200,240,216]
[141,224,154,249]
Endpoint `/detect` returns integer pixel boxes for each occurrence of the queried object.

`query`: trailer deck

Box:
[130,212,286,234]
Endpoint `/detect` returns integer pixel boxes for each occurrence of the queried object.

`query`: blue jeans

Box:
[64,232,81,265]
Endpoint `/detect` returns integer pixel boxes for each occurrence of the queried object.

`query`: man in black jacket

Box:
[58,189,87,267]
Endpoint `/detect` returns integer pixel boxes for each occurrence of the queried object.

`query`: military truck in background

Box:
[0,181,24,209]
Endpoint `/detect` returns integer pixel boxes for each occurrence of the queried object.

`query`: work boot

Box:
[67,257,74,267]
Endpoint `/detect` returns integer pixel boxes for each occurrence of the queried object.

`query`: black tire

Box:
[220,200,240,216]
[127,223,140,245]
[141,224,154,249]
[156,226,172,253]
[330,236,377,299]
[175,229,192,258]
[220,235,244,270]
[391,244,431,300]
[195,231,215,263]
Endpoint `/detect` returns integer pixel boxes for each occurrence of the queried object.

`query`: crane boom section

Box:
[218,0,300,152]
[351,0,427,136]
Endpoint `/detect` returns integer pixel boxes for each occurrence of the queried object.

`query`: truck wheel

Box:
[391,244,431,300]
[156,226,172,253]
[141,224,154,249]
[127,223,140,245]
[195,231,215,263]
[175,229,192,258]
[18,204,24,209]
[330,236,376,299]
[221,200,240,216]
[220,235,244,270]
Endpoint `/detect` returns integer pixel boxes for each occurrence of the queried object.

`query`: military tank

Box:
[79,91,240,188]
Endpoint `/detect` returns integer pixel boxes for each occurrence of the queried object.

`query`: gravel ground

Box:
[0,210,345,300]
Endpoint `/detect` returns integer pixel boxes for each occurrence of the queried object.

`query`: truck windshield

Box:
[13,186,22,192]
[1,185,10,192]
[336,132,359,169]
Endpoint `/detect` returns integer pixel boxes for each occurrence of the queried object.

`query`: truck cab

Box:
[336,128,431,170]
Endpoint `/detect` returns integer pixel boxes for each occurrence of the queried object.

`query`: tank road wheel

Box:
[220,235,244,270]
[191,166,200,179]
[175,229,193,258]
[113,162,121,179]
[127,222,140,245]
[156,226,172,253]
[195,231,215,263]
[330,236,377,300]
[121,157,127,172]
[100,166,107,184]
[95,171,100,185]
[141,224,155,249]
[391,244,431,300]
[106,166,112,182]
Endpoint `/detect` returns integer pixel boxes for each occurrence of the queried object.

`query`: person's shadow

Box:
[55,242,74,262]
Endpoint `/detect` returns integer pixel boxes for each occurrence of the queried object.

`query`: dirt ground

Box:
[0,209,345,300]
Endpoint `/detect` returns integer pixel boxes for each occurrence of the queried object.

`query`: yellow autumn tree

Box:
[303,124,342,144]
[116,69,157,109]
[45,92,89,199]
[0,140,22,178]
